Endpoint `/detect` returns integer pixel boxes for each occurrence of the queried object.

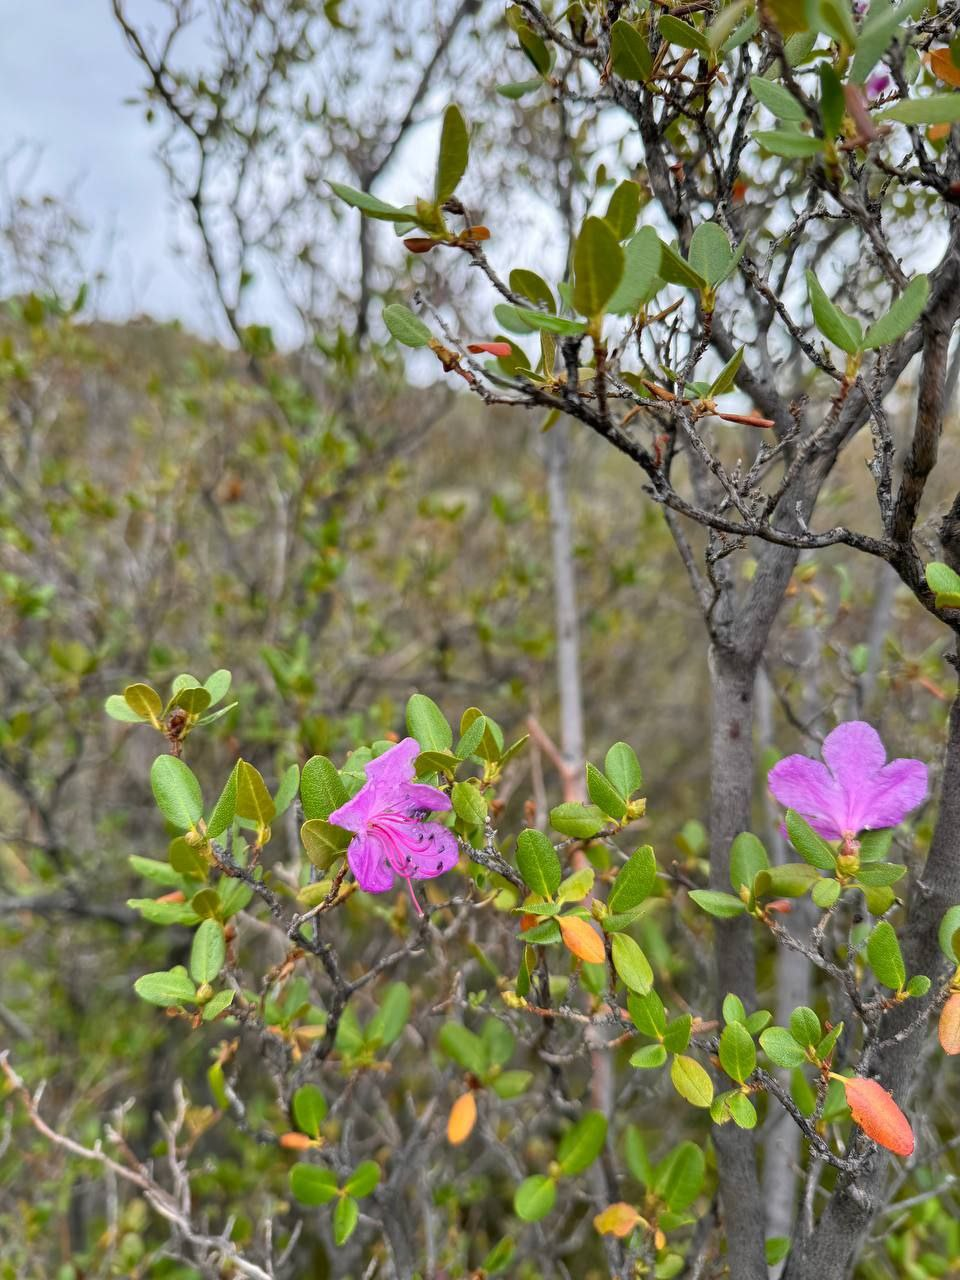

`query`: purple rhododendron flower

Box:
[329,737,459,914]
[768,720,928,841]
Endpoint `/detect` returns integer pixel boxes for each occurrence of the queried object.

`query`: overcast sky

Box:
[1,1,220,332]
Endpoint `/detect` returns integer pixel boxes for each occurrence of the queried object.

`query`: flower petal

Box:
[822,723,887,830]
[347,832,395,893]
[408,822,460,880]
[364,737,421,786]
[768,754,845,839]
[329,787,375,833]
[857,758,928,831]
[402,782,453,814]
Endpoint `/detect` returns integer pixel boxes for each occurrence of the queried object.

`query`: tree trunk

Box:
[709,644,768,1280]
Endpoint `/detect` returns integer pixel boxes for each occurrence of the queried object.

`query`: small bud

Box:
[195,982,215,1005]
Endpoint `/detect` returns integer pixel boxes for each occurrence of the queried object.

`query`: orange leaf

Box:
[156,890,186,903]
[403,237,437,254]
[594,1202,641,1237]
[939,992,960,1055]
[716,412,776,429]
[464,225,491,241]
[559,915,606,965]
[447,1091,477,1145]
[927,123,952,143]
[519,913,539,932]
[467,342,513,357]
[927,48,960,89]
[843,1077,914,1156]
[279,1131,314,1151]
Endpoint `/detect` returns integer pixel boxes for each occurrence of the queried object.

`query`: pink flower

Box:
[329,737,459,913]
[768,721,928,841]
[866,69,892,99]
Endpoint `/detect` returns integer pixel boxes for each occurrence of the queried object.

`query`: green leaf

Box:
[630,1042,668,1069]
[858,828,895,862]
[754,130,824,157]
[496,77,542,99]
[904,974,931,998]
[688,222,733,287]
[190,918,225,984]
[855,861,906,886]
[607,227,662,314]
[301,818,351,870]
[820,63,846,138]
[624,1125,654,1186]
[605,181,641,241]
[438,1022,487,1075]
[235,760,276,828]
[805,271,862,354]
[407,693,453,752]
[879,94,960,125]
[812,877,841,908]
[728,1093,758,1129]
[586,762,627,820]
[201,989,235,1021]
[557,866,595,903]
[150,756,203,832]
[816,1021,844,1062]
[689,889,747,918]
[611,933,654,994]
[436,104,469,203]
[604,742,642,798]
[867,920,906,990]
[344,1160,380,1198]
[514,1174,556,1221]
[452,780,487,827]
[509,269,555,311]
[507,307,586,336]
[786,810,837,870]
[662,1014,693,1055]
[333,1194,358,1245]
[366,982,411,1048]
[654,1142,705,1212]
[709,346,745,397]
[105,694,146,723]
[723,993,746,1025]
[760,1026,807,1068]
[862,275,929,349]
[123,683,162,723]
[174,686,211,716]
[628,990,667,1038]
[290,1164,339,1205]
[127,897,200,926]
[274,763,300,817]
[301,755,350,821]
[516,829,562,897]
[659,13,711,54]
[658,240,706,289]
[610,18,652,80]
[383,303,432,348]
[134,967,197,1007]
[719,1021,756,1083]
[766,1238,792,1266]
[557,1111,608,1175]
[482,1237,516,1276]
[789,1007,821,1048]
[750,74,807,121]
[939,905,960,962]
[729,832,769,894]
[550,802,606,839]
[292,1084,327,1138]
[670,1055,714,1108]
[491,1069,533,1098]
[203,669,232,706]
[207,765,238,839]
[329,182,412,222]
[764,863,821,897]
[572,216,625,317]
[608,845,657,913]
[128,855,183,887]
